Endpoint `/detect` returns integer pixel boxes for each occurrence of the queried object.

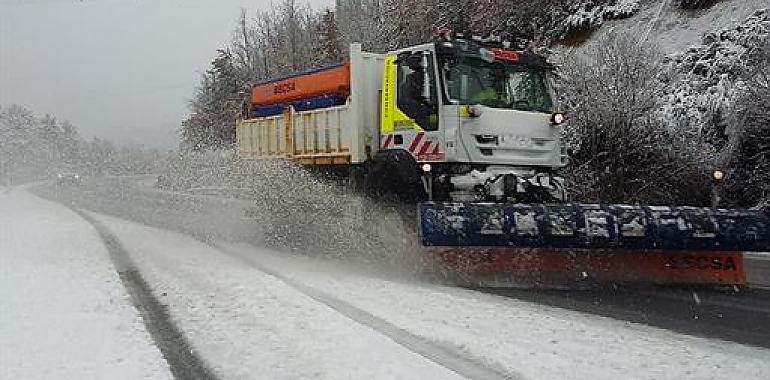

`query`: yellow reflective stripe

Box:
[380,55,396,134]
[380,54,422,134]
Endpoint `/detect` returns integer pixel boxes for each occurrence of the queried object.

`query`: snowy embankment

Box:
[90,211,770,380]
[0,188,171,380]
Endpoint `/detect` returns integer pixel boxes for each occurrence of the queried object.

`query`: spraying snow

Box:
[158,150,428,275]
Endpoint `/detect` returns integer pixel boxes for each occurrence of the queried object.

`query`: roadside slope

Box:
[568,0,768,54]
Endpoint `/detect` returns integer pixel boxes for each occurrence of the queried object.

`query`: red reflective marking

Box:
[491,48,519,62]
[430,142,441,155]
[409,132,424,152]
[382,134,393,148]
[418,140,433,155]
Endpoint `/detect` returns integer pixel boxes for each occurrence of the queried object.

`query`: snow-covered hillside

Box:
[575,0,768,54]
[557,0,769,207]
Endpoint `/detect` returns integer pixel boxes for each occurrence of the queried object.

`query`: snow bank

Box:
[0,189,171,380]
[91,212,464,380]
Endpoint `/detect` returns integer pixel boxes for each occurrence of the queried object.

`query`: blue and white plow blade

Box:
[419,203,770,252]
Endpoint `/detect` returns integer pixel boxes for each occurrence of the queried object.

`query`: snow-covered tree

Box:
[722,41,770,208]
[181,48,246,150]
[313,9,344,66]
[231,9,261,84]
[663,10,769,145]
[0,105,36,184]
[335,0,388,52]
[560,31,710,205]
[0,104,161,183]
[658,9,770,208]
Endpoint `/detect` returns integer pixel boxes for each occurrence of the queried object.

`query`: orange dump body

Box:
[251,62,351,107]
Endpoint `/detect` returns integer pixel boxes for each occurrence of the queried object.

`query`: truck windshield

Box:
[443,57,554,113]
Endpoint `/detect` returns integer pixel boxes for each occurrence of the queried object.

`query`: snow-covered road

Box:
[87,212,470,380]
[219,243,770,380]
[0,188,172,380]
[4,187,770,379]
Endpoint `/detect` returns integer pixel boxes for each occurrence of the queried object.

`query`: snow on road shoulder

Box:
[221,243,770,380]
[89,212,466,380]
[0,190,171,380]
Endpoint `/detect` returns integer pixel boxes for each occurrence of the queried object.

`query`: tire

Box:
[363,150,426,203]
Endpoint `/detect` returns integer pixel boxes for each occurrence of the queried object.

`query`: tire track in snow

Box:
[216,244,523,380]
[73,210,219,380]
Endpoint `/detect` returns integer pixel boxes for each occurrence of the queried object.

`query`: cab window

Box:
[396,51,439,130]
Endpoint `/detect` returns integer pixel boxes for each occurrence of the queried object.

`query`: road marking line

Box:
[75,210,219,380]
[216,243,522,380]
[746,253,770,262]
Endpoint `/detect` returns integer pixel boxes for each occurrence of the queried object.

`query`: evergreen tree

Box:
[181,49,246,150]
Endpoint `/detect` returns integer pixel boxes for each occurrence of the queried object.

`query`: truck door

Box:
[380,50,444,161]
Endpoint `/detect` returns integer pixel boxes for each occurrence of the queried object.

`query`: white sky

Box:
[0,0,333,148]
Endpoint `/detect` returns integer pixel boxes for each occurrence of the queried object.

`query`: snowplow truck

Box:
[235,39,769,286]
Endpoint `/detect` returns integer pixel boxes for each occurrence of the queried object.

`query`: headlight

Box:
[421,163,432,173]
[712,169,725,182]
[551,113,565,125]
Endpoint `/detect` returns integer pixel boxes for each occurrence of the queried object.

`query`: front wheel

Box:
[363,150,426,204]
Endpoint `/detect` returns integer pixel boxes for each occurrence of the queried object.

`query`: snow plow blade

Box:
[419,203,770,287]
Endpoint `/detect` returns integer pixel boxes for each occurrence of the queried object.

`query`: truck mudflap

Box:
[419,202,769,286]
